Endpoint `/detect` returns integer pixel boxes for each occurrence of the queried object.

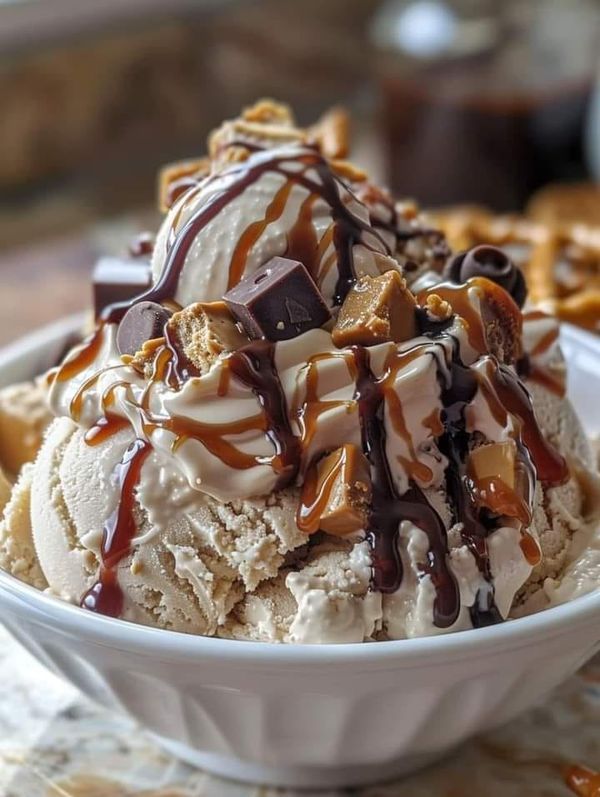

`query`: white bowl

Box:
[0,316,599,790]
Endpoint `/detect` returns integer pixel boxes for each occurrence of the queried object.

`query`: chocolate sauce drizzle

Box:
[103,147,388,323]
[228,341,301,488]
[75,146,570,630]
[438,352,503,627]
[353,345,460,628]
[491,364,568,486]
[81,439,150,618]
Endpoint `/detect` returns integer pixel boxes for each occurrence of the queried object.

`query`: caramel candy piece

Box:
[224,257,331,341]
[165,301,249,375]
[332,270,417,348]
[469,442,516,490]
[158,157,210,212]
[298,445,371,536]
[467,440,531,524]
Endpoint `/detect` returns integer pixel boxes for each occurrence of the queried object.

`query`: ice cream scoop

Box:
[12,100,599,641]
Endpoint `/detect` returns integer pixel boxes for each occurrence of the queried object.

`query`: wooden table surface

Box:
[0,235,93,346]
[0,214,160,347]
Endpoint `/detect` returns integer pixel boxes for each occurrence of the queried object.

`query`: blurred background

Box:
[0,0,599,342]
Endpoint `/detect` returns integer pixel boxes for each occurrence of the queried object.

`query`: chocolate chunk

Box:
[117,301,172,356]
[332,270,417,348]
[224,257,331,341]
[93,257,151,317]
[443,245,528,308]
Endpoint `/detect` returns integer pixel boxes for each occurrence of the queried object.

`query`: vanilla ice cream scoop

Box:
[13,100,599,642]
[150,145,389,313]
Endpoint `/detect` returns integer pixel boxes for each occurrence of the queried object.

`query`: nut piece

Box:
[158,157,210,212]
[241,98,295,126]
[468,441,516,490]
[331,159,367,184]
[423,293,452,321]
[307,106,349,159]
[209,100,302,161]
[0,380,53,476]
[332,270,417,348]
[166,301,249,375]
[299,445,371,536]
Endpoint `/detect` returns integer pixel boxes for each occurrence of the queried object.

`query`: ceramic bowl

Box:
[0,316,598,790]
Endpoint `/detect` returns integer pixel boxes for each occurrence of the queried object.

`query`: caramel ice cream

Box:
[1,100,598,642]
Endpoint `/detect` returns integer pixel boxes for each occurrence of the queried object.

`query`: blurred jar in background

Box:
[372,0,600,210]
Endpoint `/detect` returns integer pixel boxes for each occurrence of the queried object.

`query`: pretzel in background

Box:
[432,207,600,333]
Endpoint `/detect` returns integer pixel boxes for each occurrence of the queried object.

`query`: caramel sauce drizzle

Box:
[101,147,388,324]
[146,412,265,470]
[519,531,542,566]
[295,350,355,458]
[228,179,294,290]
[227,341,300,486]
[56,325,104,383]
[489,364,568,486]
[62,149,570,624]
[287,192,320,277]
[81,439,151,618]
[565,765,600,797]
[84,414,130,447]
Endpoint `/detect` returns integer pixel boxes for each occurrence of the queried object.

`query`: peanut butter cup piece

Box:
[298,445,371,536]
[332,270,417,348]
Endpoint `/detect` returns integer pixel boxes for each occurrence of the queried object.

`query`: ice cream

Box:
[2,100,599,643]
[0,379,53,476]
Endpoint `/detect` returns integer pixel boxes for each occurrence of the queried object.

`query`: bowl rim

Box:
[1,564,598,666]
[0,315,598,667]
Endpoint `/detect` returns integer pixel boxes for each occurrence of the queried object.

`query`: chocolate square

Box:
[93,257,151,317]
[224,257,331,341]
